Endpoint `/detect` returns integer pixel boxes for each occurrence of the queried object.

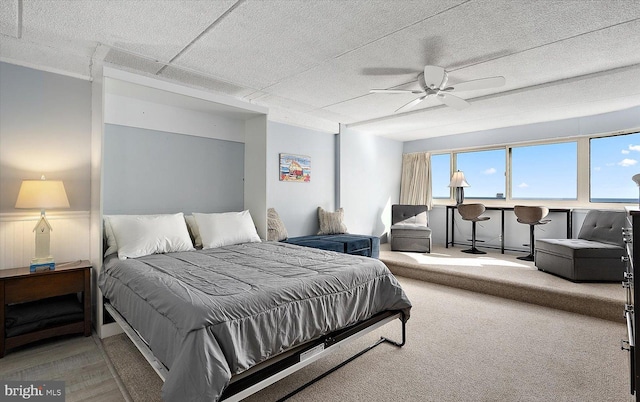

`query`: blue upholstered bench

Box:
[283,234,380,258]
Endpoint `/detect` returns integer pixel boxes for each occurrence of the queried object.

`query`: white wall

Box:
[0,61,92,213]
[338,125,403,239]
[404,105,640,153]
[0,62,91,269]
[245,116,269,239]
[105,92,245,143]
[266,121,336,237]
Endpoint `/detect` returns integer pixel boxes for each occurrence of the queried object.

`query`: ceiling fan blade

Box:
[395,95,428,113]
[450,76,505,92]
[370,89,425,94]
[361,67,418,76]
[423,65,446,89]
[437,93,469,110]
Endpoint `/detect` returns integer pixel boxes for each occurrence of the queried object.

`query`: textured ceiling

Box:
[1,0,640,141]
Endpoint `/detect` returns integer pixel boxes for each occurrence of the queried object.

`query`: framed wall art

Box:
[279,153,311,182]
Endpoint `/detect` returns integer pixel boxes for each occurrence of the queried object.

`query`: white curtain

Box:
[399,152,432,208]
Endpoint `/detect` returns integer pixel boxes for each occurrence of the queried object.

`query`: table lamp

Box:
[15,176,70,271]
[448,170,470,205]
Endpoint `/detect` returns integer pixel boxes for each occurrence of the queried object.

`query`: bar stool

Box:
[457,203,490,254]
[514,205,551,261]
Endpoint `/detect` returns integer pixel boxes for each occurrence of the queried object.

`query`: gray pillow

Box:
[267,208,288,241]
[317,207,348,235]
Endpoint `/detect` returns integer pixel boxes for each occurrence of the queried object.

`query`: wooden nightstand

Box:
[0,260,91,357]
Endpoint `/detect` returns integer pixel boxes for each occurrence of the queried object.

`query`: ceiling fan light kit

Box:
[370,65,506,113]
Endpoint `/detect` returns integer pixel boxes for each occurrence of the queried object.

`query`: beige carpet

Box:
[102,333,162,402]
[101,276,632,401]
[381,244,625,322]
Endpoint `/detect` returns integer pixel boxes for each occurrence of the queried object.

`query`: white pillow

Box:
[107,213,195,260]
[103,216,118,257]
[184,215,203,248]
[193,210,261,249]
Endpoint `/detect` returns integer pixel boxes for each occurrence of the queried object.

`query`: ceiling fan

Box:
[370,65,505,112]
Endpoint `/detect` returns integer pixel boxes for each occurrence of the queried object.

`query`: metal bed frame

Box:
[104,302,406,401]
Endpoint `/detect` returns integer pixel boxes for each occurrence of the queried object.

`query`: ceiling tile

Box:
[171,0,466,89]
[21,1,237,62]
[0,36,91,79]
[0,0,18,37]
[3,0,640,139]
[266,0,640,124]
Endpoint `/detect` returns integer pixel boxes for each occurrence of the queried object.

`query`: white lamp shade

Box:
[15,179,70,209]
[448,170,470,188]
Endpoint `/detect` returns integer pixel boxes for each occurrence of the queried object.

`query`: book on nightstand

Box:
[29,261,56,272]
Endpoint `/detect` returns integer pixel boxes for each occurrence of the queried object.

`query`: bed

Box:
[98,212,412,401]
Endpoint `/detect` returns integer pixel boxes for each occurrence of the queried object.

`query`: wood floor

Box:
[0,333,127,402]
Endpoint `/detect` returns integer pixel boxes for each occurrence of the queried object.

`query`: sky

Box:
[591,132,640,202]
[432,132,640,202]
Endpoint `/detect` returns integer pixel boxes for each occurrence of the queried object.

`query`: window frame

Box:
[430,152,453,199]
[509,141,578,201]
[454,147,507,200]
[428,131,636,208]
[588,131,640,203]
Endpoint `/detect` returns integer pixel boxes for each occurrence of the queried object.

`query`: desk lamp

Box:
[448,170,470,205]
[15,176,70,270]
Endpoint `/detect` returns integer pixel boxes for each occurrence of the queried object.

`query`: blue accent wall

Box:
[103,124,244,215]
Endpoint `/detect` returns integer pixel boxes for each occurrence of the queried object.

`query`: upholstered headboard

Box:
[391,204,429,226]
[577,210,627,247]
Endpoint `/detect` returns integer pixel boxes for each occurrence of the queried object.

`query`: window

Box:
[431,153,451,199]
[511,142,577,200]
[456,149,505,199]
[590,132,640,203]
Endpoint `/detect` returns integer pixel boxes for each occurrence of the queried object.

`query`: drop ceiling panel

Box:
[0,0,18,37]
[20,1,236,62]
[171,0,465,89]
[265,33,428,111]
[264,0,640,124]
[0,36,91,78]
[446,19,640,90]
[435,0,640,65]
[3,0,640,140]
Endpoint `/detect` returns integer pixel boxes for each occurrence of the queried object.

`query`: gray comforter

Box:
[99,241,412,401]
